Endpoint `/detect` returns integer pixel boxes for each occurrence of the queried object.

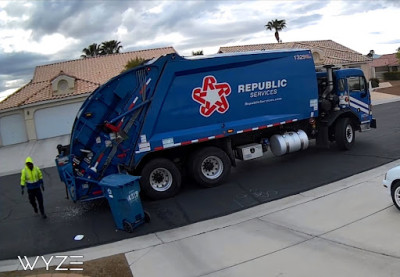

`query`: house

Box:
[219,40,372,79]
[0,47,176,147]
[369,53,400,80]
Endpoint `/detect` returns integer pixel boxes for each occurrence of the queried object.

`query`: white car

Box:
[383,165,400,210]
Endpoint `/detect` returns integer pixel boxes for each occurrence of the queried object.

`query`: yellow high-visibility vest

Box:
[21,157,43,189]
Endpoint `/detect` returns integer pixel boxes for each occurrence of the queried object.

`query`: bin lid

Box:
[99,174,141,187]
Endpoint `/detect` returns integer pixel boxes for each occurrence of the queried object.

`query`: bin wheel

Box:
[189,146,231,188]
[140,158,182,200]
[123,220,134,233]
[144,211,151,223]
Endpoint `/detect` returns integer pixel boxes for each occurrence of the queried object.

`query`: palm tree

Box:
[265,19,286,43]
[81,43,101,58]
[192,50,203,56]
[100,40,123,55]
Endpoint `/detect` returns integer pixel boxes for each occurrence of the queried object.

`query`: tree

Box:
[81,43,101,58]
[81,40,123,58]
[396,47,400,62]
[265,19,286,43]
[192,50,203,56]
[367,50,375,58]
[100,40,123,55]
[122,57,145,72]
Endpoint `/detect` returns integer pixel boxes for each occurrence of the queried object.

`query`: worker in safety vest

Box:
[21,157,47,219]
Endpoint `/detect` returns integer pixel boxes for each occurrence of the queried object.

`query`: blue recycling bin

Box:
[99,174,148,232]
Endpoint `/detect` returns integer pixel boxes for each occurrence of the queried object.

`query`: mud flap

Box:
[316,124,330,148]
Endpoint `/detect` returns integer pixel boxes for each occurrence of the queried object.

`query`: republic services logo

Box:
[192,75,231,117]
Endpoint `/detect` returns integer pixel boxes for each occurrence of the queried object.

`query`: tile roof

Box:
[218,40,371,65]
[370,53,400,67]
[0,47,176,111]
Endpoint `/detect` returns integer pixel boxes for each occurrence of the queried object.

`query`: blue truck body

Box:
[56,49,376,201]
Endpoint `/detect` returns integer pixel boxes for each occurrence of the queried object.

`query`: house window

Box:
[51,74,75,95]
[58,79,69,92]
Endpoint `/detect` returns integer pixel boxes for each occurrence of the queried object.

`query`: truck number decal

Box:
[294,54,312,60]
[192,75,231,117]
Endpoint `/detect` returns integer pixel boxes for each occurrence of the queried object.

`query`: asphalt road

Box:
[1,101,399,261]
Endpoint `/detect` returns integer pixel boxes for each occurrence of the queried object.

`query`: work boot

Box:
[42,214,47,219]
[34,208,38,214]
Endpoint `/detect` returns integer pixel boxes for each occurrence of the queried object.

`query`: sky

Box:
[0,0,399,102]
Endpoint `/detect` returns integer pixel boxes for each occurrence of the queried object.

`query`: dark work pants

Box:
[28,188,45,215]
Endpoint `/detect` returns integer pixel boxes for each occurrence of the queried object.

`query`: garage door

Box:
[0,113,28,146]
[35,102,83,139]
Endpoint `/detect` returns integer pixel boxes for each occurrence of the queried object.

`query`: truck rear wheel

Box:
[140,158,182,200]
[335,117,355,150]
[190,146,231,188]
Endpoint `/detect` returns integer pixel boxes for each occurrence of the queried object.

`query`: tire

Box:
[391,181,400,211]
[144,211,151,223]
[190,146,231,188]
[335,117,355,150]
[140,158,182,200]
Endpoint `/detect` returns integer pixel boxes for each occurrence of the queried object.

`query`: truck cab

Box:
[316,66,376,149]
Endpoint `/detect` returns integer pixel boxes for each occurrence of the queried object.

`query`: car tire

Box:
[391,181,400,211]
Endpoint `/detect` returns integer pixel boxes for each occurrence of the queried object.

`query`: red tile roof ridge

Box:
[294,40,362,55]
[34,46,175,69]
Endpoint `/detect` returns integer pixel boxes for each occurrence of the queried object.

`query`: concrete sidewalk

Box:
[1,160,400,276]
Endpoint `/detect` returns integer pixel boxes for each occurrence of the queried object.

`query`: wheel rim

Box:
[394,186,400,207]
[149,168,173,192]
[345,124,353,143]
[201,156,223,180]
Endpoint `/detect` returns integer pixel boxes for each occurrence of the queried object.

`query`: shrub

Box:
[122,57,145,72]
[369,78,380,88]
[383,71,400,80]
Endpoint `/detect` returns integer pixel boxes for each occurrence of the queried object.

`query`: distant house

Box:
[219,40,372,79]
[0,47,176,146]
[369,53,400,80]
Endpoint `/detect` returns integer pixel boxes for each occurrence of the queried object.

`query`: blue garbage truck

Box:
[56,49,376,201]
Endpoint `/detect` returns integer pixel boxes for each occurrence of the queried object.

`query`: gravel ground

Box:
[375,80,400,95]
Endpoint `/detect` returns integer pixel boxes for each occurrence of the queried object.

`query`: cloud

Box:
[289,14,323,29]
[0,51,50,94]
[379,39,400,44]
[337,1,386,15]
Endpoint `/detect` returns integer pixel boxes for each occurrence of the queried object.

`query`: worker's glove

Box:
[21,186,25,195]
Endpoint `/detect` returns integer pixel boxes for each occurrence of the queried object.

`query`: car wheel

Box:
[391,181,400,211]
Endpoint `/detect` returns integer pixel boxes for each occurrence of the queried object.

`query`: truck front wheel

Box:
[140,158,182,200]
[335,117,355,150]
[190,147,231,188]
